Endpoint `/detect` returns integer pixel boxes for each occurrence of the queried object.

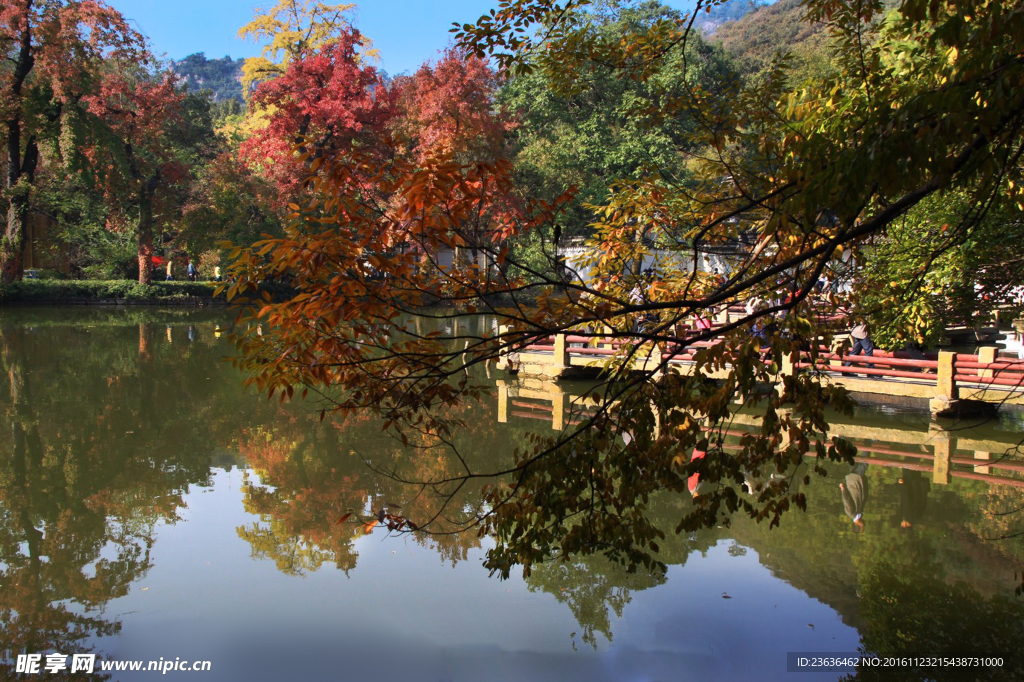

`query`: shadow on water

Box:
[1,307,1023,680]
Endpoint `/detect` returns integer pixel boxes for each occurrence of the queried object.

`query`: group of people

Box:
[163,260,222,282]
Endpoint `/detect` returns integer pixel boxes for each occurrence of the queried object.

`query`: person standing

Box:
[187,260,198,282]
[844,322,874,370]
[840,462,868,532]
[214,265,222,282]
[165,260,173,281]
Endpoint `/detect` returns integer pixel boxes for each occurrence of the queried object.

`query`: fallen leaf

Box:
[336,512,352,525]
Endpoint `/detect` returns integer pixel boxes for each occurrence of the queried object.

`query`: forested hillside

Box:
[712,0,831,78]
[172,53,245,101]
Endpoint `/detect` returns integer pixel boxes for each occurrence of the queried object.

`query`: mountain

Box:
[694,0,763,35]
[172,53,245,102]
[711,0,832,79]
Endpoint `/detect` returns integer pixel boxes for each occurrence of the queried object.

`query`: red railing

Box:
[509,331,1023,396]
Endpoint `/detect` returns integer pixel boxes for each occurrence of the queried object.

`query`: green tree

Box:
[858,192,1024,350]
[500,0,735,269]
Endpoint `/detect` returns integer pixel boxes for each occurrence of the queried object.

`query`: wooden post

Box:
[496,380,509,423]
[978,346,997,379]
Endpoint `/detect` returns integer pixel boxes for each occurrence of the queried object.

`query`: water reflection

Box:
[0,315,217,679]
[1,308,1024,680]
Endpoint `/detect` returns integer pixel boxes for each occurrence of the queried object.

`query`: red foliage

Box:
[393,47,511,163]
[240,28,395,203]
[85,72,187,187]
[0,1,144,120]
[84,69,192,281]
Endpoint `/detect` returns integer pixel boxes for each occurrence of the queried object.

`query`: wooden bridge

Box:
[496,325,1024,416]
[495,378,1024,489]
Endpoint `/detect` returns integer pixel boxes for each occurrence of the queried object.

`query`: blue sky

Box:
[105,0,695,76]
[107,0,528,75]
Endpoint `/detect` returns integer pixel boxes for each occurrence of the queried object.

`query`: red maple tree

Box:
[240,27,395,205]
[393,47,510,164]
[86,70,192,284]
[0,0,145,282]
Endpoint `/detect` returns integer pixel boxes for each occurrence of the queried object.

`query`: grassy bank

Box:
[0,280,224,305]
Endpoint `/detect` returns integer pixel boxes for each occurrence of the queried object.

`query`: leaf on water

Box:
[336,512,352,525]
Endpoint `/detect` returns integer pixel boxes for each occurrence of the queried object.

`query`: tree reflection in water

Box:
[844,560,1024,681]
[0,315,221,676]
[2,310,1024,679]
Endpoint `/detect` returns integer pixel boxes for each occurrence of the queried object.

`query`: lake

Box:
[1,307,1022,681]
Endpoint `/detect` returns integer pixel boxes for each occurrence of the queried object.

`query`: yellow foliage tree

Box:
[237,0,375,96]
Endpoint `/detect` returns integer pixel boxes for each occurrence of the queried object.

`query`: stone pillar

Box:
[650,400,662,441]
[496,380,509,423]
[930,424,953,485]
[551,390,566,431]
[930,351,959,416]
[640,342,663,375]
[777,407,793,451]
[553,333,570,369]
[829,337,846,368]
[780,351,798,378]
[974,451,991,475]
[978,346,997,379]
[495,325,511,371]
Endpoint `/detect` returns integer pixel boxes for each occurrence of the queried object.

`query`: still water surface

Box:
[2,308,1023,681]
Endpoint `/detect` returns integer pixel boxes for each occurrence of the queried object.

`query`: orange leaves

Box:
[393,48,509,164]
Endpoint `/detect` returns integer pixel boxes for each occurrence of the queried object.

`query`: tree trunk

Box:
[1,195,28,283]
[137,182,156,285]
[3,137,37,284]
[1,18,36,284]
[630,224,647,278]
